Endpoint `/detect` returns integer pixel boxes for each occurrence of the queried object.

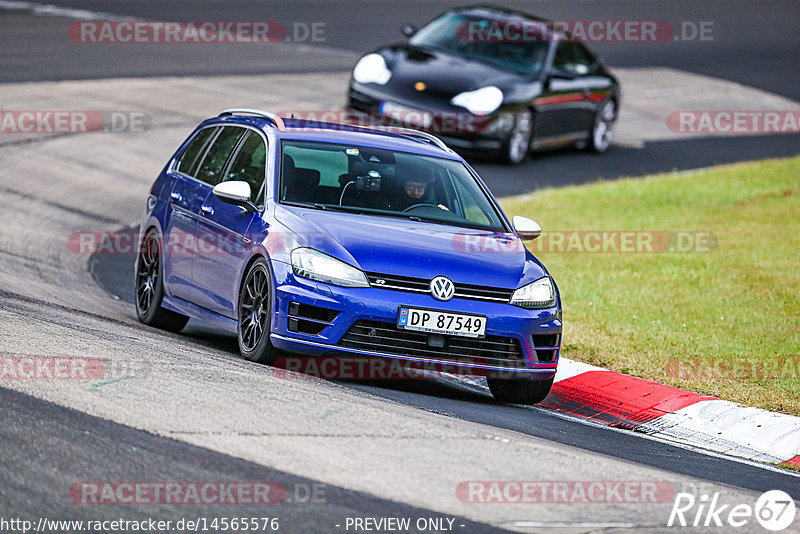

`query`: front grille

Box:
[366,272,514,303]
[337,320,526,369]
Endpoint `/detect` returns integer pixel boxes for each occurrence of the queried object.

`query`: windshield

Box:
[279,140,507,232]
[410,12,550,76]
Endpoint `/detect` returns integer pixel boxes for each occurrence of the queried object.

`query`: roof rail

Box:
[373,126,453,153]
[218,108,286,132]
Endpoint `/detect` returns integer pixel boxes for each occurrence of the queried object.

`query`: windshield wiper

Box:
[376,210,460,227]
[313,203,366,214]
[393,211,505,232]
[282,201,363,214]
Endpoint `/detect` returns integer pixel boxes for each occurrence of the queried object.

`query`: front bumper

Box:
[347,86,513,153]
[269,260,560,377]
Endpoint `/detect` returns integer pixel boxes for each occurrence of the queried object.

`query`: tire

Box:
[487,374,553,405]
[499,109,533,165]
[237,257,280,364]
[134,229,189,332]
[587,99,616,153]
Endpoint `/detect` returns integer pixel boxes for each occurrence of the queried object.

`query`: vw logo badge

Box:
[430,276,455,301]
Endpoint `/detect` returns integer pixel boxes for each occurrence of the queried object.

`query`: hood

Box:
[374,44,527,108]
[274,205,545,290]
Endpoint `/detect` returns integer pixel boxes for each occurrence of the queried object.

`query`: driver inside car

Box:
[403,178,428,202]
[396,177,450,212]
[392,169,449,212]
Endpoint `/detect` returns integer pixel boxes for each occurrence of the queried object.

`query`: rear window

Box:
[175,127,216,177]
[194,127,245,186]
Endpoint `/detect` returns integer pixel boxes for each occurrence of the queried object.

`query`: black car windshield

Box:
[280,140,507,232]
[410,12,550,76]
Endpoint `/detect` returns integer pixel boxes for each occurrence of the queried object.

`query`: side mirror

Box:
[512,215,542,241]
[213,181,257,212]
[401,24,418,37]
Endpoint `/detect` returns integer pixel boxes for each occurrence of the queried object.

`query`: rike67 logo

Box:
[668,490,796,531]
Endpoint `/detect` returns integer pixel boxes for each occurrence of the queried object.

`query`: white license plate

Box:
[380,101,433,128]
[397,307,486,338]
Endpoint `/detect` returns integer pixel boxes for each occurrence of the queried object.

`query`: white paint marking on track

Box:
[512,521,638,528]
[638,399,800,463]
[553,357,607,383]
[0,0,133,20]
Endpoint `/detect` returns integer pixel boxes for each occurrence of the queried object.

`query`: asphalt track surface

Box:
[2,1,800,532]
[0,386,507,533]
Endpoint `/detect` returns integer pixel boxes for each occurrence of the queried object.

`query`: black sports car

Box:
[347,5,620,164]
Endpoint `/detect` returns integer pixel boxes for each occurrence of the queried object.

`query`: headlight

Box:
[352,53,392,85]
[510,277,555,308]
[450,86,503,115]
[291,248,369,288]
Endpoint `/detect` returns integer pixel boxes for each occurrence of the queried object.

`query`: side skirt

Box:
[162,295,238,333]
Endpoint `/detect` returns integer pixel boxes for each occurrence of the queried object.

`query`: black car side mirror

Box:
[401,24,418,37]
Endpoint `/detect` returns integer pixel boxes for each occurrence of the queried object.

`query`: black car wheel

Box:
[135,229,189,332]
[588,99,616,153]
[500,109,533,165]
[238,257,279,364]
[487,374,553,405]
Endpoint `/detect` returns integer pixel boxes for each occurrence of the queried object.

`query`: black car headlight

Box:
[510,276,555,308]
[450,86,503,115]
[352,54,392,85]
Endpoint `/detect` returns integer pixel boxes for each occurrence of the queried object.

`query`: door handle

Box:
[201,205,214,216]
[170,191,182,202]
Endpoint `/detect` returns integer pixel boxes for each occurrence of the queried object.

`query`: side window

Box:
[176,127,216,177]
[552,42,593,75]
[572,43,597,73]
[194,127,245,186]
[223,131,267,205]
[552,42,572,72]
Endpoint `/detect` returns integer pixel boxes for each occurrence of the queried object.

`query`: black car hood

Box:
[375,44,528,107]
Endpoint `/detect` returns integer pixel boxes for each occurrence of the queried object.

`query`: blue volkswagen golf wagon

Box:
[135,109,561,404]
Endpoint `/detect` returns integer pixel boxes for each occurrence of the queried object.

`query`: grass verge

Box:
[501,155,800,416]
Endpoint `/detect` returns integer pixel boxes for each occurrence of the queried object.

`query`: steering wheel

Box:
[402,203,440,213]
